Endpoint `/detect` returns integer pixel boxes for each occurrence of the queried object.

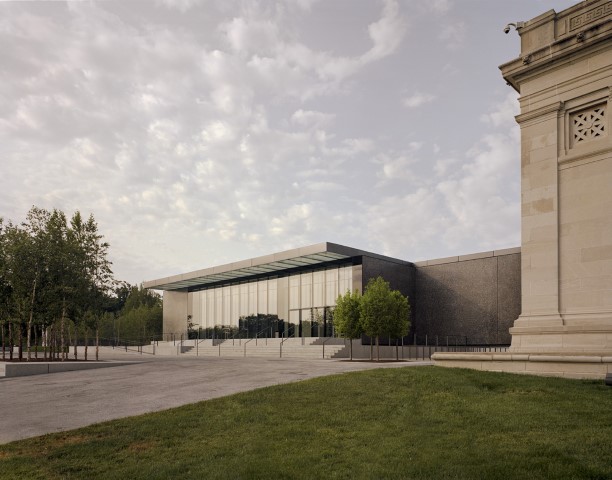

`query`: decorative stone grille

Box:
[572,104,606,145]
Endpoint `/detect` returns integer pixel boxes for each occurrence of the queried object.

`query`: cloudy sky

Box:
[1,0,578,285]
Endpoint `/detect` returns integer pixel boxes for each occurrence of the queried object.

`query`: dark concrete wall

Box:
[413,249,520,345]
[360,255,416,337]
[361,255,415,303]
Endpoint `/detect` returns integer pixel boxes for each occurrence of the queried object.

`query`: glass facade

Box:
[188,265,353,338]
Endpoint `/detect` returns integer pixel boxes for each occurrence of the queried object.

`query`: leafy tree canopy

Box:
[360,276,411,343]
[334,289,363,340]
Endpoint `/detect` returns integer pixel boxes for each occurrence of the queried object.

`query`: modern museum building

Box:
[144,242,521,345]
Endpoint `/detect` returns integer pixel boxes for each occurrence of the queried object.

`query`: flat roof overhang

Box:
[144,242,410,291]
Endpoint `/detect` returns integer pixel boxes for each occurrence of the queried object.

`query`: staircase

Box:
[172,337,347,359]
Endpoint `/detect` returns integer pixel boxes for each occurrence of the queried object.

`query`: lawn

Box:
[0,367,610,479]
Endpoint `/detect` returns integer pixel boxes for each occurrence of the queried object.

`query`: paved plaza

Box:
[0,348,431,444]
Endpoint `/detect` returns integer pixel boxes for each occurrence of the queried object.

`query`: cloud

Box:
[220,17,279,55]
[480,91,520,128]
[373,142,423,184]
[0,0,524,283]
[403,92,437,108]
[286,0,322,11]
[433,157,460,177]
[291,109,336,128]
[233,0,408,101]
[362,0,408,62]
[438,22,467,50]
[364,188,447,257]
[359,91,521,260]
[429,0,453,14]
[156,0,201,13]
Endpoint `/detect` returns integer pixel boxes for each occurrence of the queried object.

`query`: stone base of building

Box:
[431,352,612,380]
[508,319,612,354]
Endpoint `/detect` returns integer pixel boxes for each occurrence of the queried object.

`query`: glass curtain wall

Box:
[190,265,353,338]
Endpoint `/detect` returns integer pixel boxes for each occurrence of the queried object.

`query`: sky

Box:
[0,0,580,285]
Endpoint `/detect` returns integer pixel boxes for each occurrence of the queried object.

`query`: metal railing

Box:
[242,324,275,357]
[321,337,334,359]
[279,330,296,358]
[142,332,509,361]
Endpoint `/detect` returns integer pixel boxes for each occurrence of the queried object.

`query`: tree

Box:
[21,207,52,361]
[360,277,410,361]
[0,218,10,361]
[73,212,115,360]
[387,290,411,360]
[112,285,162,345]
[333,289,363,361]
[0,207,117,362]
[3,215,49,361]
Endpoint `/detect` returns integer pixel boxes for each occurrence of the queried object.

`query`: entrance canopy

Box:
[144,242,404,292]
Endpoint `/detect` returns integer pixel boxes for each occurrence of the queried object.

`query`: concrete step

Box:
[153,338,349,359]
[180,342,346,359]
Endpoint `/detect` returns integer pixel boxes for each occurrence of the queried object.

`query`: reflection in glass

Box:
[189,264,352,338]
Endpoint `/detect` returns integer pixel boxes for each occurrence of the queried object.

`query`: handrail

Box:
[254,325,274,346]
[211,328,239,347]
[195,337,209,356]
[98,336,158,355]
[321,336,334,359]
[243,337,254,357]
[229,328,248,346]
[240,326,275,356]
[279,331,296,358]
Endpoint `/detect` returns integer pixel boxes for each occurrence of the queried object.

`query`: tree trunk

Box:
[369,339,373,361]
[73,323,78,360]
[396,339,399,361]
[43,327,48,360]
[26,276,37,362]
[9,321,14,360]
[60,302,66,361]
[18,321,23,361]
[68,322,73,358]
[95,327,99,361]
[34,327,38,359]
[52,326,57,361]
[376,335,380,362]
[84,328,88,361]
[1,321,5,361]
[53,327,56,360]
[349,338,353,361]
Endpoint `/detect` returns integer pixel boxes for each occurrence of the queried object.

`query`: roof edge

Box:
[144,242,410,290]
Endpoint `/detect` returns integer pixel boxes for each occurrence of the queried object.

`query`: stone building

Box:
[434,0,612,378]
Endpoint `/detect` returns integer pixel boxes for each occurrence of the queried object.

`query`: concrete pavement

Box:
[0,348,432,444]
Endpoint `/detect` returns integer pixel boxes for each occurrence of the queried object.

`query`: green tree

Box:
[113,285,162,345]
[0,207,117,362]
[3,211,51,361]
[387,290,411,360]
[0,218,10,360]
[334,289,363,361]
[21,207,52,361]
[45,209,76,361]
[360,277,410,361]
[72,212,115,360]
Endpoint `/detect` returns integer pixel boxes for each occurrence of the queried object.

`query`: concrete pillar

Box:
[163,290,189,338]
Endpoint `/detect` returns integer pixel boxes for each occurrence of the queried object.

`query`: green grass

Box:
[1,367,611,479]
